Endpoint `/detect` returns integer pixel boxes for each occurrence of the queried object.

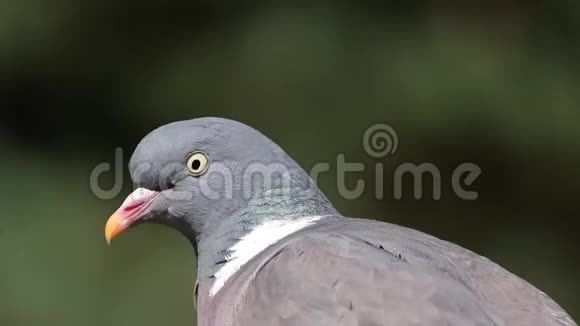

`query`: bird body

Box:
[104,117,576,326]
[197,217,574,326]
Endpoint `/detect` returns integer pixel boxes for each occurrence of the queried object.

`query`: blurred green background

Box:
[1,1,579,325]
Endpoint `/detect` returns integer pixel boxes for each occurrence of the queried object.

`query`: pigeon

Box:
[105,117,576,326]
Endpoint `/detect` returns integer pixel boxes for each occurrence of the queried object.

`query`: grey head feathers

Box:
[127,117,338,279]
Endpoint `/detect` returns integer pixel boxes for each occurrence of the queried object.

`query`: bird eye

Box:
[185,152,209,176]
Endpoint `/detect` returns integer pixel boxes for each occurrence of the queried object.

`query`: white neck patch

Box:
[209,215,324,296]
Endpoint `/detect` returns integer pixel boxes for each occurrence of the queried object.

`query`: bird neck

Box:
[194,186,338,294]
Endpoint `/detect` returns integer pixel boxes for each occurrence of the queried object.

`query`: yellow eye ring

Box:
[185,151,209,176]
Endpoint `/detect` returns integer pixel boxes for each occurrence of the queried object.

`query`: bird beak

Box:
[105,187,160,244]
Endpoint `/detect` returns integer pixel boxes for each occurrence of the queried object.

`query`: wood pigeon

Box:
[104,117,576,326]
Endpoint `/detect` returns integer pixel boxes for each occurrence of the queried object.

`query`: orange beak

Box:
[105,187,160,244]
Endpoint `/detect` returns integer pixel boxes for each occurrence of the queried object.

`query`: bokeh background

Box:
[1,1,579,325]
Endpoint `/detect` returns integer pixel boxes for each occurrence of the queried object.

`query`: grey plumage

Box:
[117,117,575,326]
[202,219,573,326]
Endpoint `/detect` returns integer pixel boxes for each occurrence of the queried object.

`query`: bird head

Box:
[104,117,325,245]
